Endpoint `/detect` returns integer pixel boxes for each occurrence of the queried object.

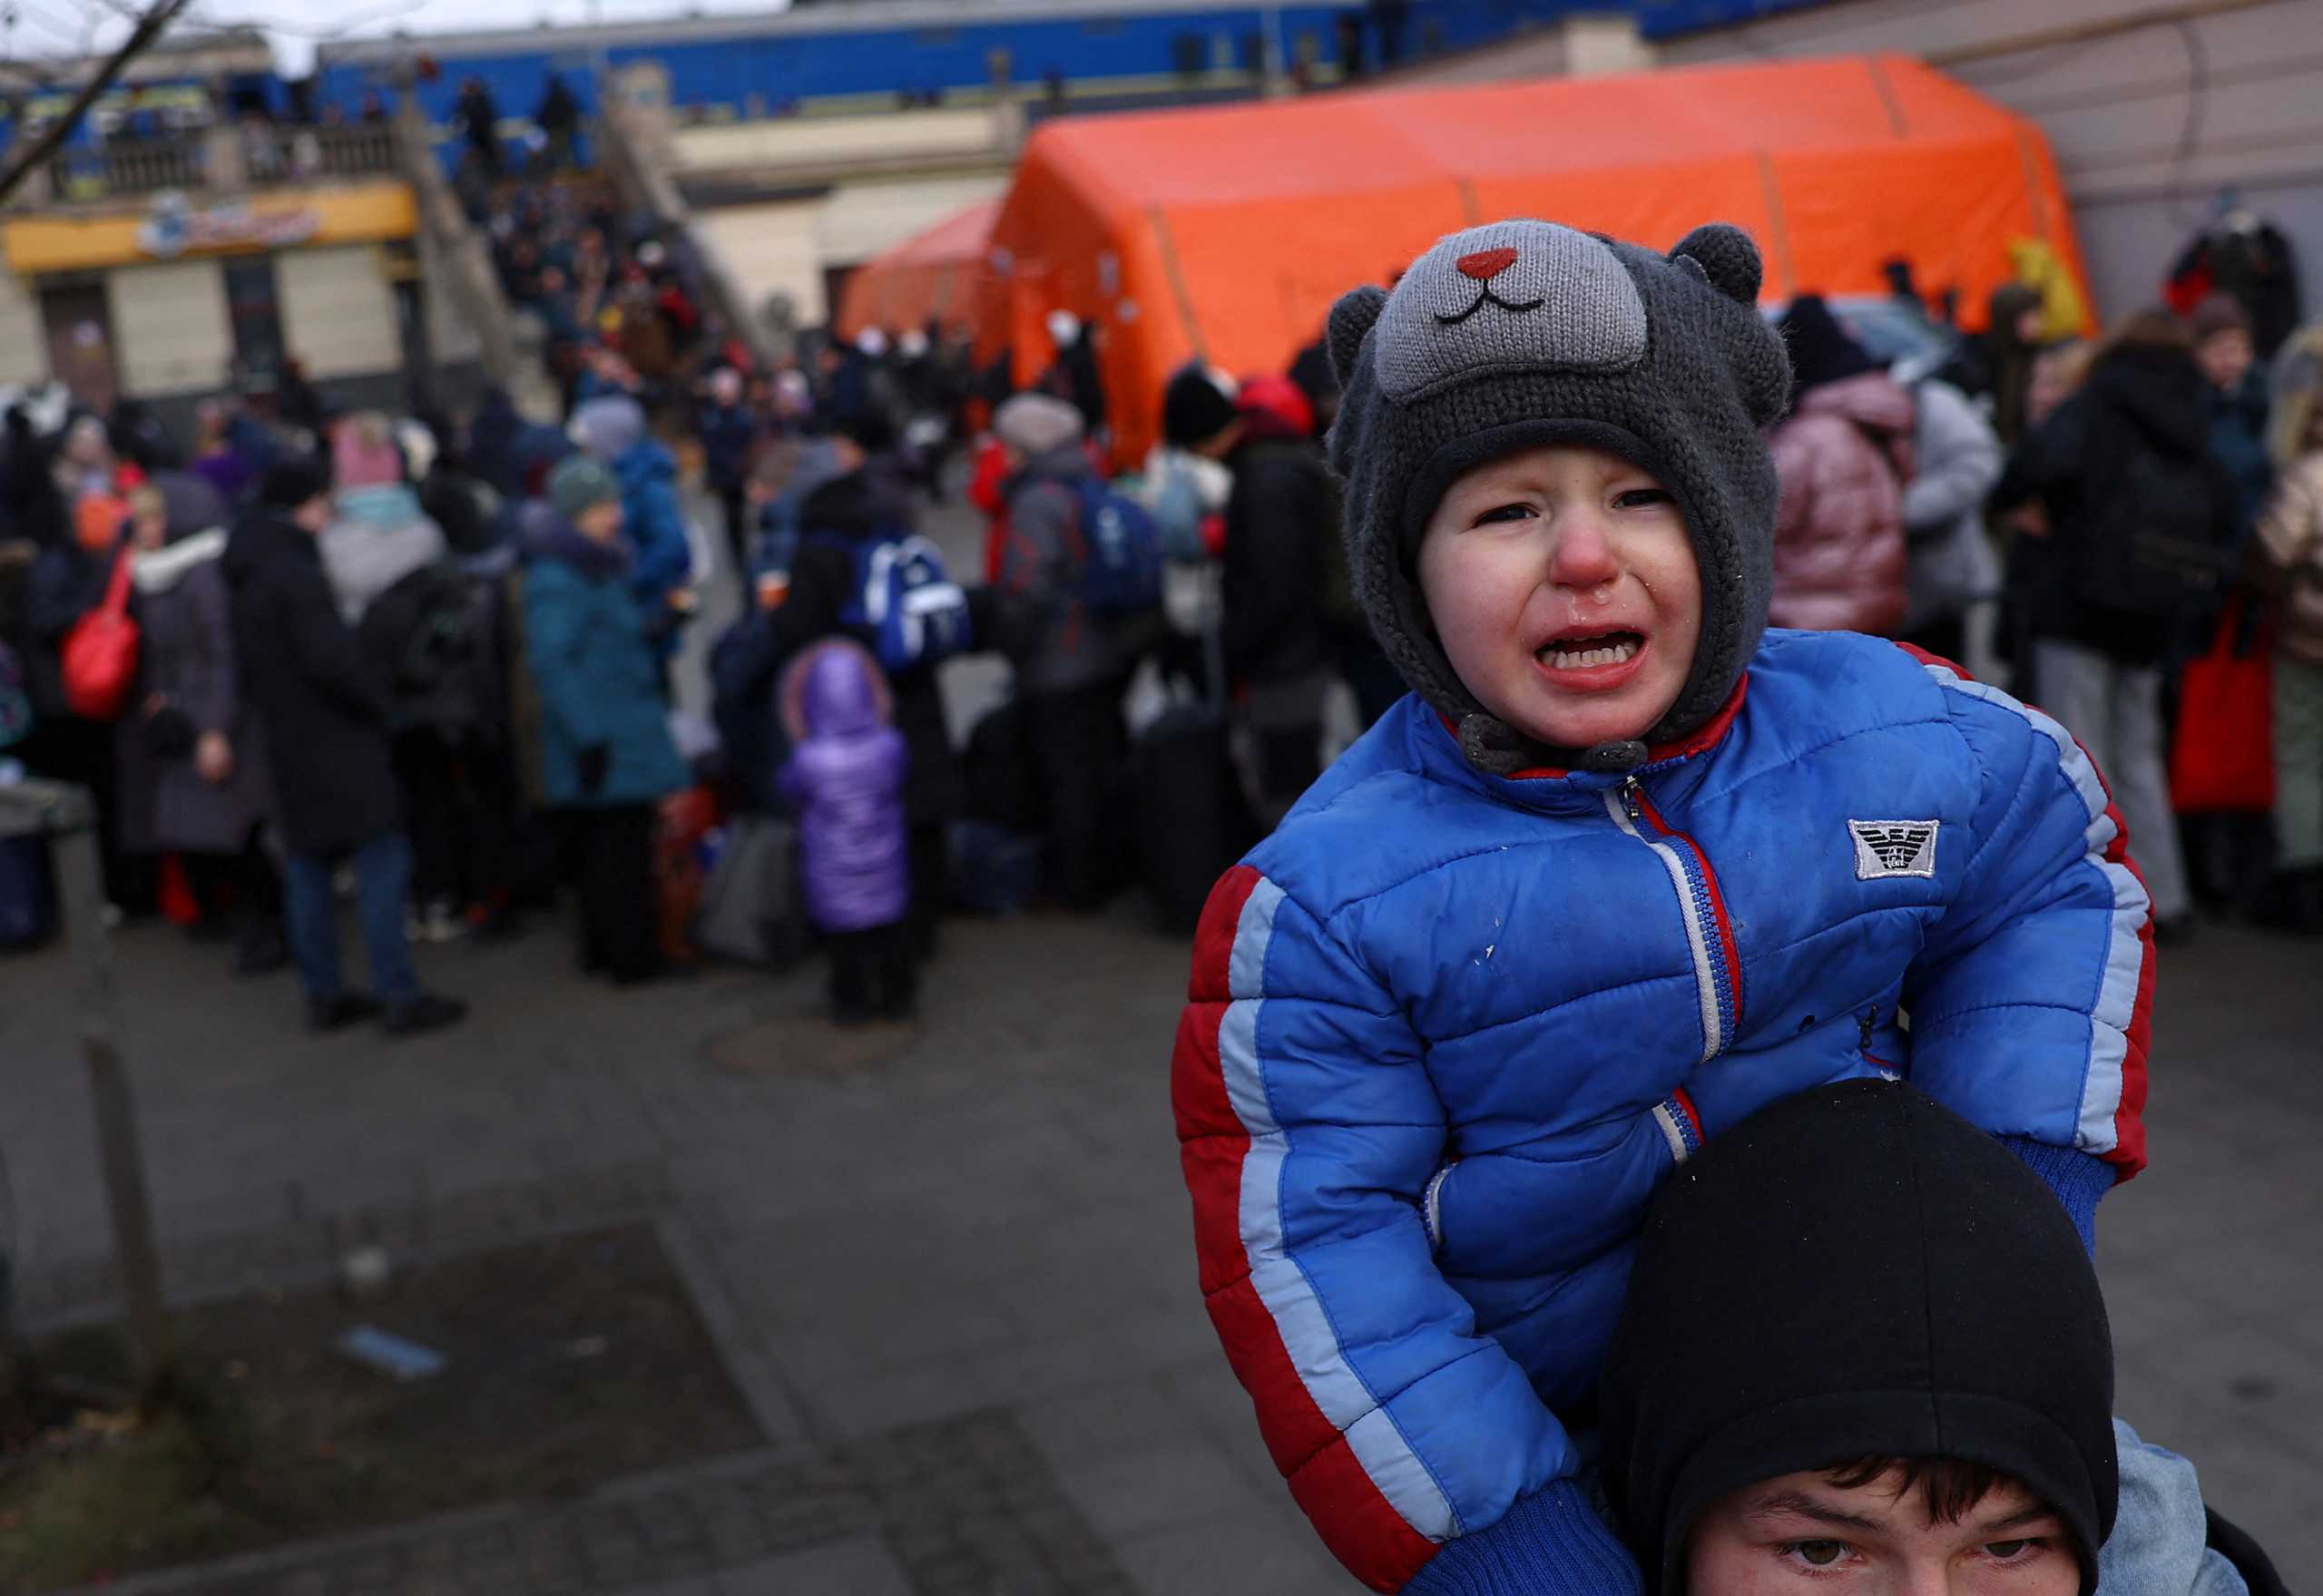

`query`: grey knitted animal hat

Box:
[1324,219,1792,774]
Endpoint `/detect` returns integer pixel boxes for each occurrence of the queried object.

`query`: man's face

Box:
[1688,1467,2077,1596]
[2195,328,2254,393]
[292,494,334,535]
[1416,444,1701,751]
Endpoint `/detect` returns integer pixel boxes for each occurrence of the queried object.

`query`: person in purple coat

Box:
[778,636,915,1024]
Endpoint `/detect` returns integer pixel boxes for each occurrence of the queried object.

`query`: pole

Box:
[0,781,172,1394]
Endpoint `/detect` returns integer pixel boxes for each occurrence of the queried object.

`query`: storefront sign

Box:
[137,194,322,259]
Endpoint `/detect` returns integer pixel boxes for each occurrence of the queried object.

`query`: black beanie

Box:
[258,455,333,512]
[1162,362,1239,449]
[1599,1080,2117,1596]
[1778,294,1878,402]
[835,407,898,456]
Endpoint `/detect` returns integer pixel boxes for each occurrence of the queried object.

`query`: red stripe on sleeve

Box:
[1287,1430,1444,1593]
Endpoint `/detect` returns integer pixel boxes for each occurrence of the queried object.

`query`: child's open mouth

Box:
[1535,631,1644,673]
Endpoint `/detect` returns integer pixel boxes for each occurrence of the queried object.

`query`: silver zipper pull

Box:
[1622,775,1642,820]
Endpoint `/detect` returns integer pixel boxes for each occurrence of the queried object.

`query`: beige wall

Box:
[695,198,828,328]
[108,259,230,397]
[277,245,401,380]
[0,268,47,389]
[672,108,1002,174]
[817,173,1009,267]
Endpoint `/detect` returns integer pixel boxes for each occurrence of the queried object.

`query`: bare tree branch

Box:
[0,0,196,205]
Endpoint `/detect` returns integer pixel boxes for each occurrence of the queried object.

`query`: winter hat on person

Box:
[2190,292,2252,347]
[549,455,622,521]
[331,412,405,490]
[258,455,333,514]
[571,394,647,463]
[1599,1079,2118,1596]
[994,391,1083,458]
[1778,294,1879,401]
[1323,218,1792,774]
[1162,361,1240,449]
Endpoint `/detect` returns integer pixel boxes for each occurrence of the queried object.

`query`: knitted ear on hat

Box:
[1326,286,1387,396]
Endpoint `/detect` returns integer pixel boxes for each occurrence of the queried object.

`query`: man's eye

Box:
[1613,488,1672,510]
[1784,1542,1850,1569]
[1474,503,1535,525]
[1985,1540,2044,1562]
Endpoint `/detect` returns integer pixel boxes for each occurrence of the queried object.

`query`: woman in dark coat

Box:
[225,459,464,1036]
[115,483,281,969]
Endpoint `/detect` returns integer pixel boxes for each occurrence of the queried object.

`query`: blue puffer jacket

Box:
[613,438,694,660]
[1172,629,2152,1595]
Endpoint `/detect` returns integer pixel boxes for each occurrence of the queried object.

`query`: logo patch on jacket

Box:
[1850,819,1939,880]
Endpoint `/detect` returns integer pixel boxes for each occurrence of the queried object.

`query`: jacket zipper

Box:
[1606,774,1744,1062]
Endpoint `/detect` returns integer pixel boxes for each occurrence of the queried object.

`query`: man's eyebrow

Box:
[1743,1493,1885,1534]
[1974,1503,2063,1535]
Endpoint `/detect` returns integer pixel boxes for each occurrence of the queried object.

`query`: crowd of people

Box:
[3,173,2319,1045]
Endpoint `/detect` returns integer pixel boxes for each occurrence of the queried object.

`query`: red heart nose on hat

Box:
[1456,247,1520,281]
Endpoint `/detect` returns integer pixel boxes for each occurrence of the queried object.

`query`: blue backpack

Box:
[1072,476,1164,612]
[809,530,974,674]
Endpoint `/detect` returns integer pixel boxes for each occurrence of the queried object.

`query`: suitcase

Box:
[963,698,1044,833]
[949,819,1044,916]
[1134,563,1256,935]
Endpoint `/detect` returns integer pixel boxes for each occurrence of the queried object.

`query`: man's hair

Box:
[1819,1456,2012,1525]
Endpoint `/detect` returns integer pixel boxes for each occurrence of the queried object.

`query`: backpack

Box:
[1070,476,1164,612]
[61,551,140,722]
[358,563,492,736]
[2072,444,2234,621]
[807,530,973,675]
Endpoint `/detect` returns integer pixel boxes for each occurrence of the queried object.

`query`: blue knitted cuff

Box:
[1998,1135,2114,1257]
[1403,1479,1643,1596]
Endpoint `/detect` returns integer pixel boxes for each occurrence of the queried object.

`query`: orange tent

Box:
[838,199,1000,341]
[981,54,2090,465]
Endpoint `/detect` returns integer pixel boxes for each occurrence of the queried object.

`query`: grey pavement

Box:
[2,490,2318,1591]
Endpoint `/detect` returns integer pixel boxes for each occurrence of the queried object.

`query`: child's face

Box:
[1416,444,1701,752]
[1686,1465,2077,1596]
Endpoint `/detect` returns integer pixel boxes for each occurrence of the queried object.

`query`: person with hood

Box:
[1217,370,1347,818]
[1995,311,2238,944]
[1898,370,2005,667]
[224,459,465,1036]
[319,412,448,624]
[189,399,257,507]
[1769,296,1916,637]
[570,392,695,664]
[521,455,689,984]
[1602,1080,2279,1596]
[985,392,1148,909]
[779,636,915,1023]
[113,483,282,972]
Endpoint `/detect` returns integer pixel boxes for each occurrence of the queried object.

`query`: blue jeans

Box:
[281,833,420,1010]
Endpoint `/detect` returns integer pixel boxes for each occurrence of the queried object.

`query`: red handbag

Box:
[61,550,141,722]
[2170,597,2274,813]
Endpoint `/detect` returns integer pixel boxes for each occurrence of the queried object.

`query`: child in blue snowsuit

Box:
[1171,222,2167,1594]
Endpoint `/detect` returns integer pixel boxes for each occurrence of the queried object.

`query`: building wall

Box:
[817,173,1011,268]
[1656,0,2323,325]
[277,244,402,380]
[694,197,828,327]
[0,269,48,388]
[107,259,230,397]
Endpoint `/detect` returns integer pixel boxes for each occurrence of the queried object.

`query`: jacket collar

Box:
[1425,674,1749,808]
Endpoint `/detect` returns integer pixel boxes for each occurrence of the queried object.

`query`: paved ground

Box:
[2,492,2317,1592]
